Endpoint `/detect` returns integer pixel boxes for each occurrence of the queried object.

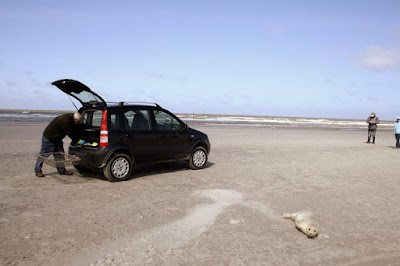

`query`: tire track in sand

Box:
[67,189,277,265]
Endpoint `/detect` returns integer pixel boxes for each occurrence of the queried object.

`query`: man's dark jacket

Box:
[366,113,380,130]
[43,113,78,143]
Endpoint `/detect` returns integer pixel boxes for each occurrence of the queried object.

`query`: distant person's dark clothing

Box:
[394,117,400,148]
[34,113,82,177]
[366,112,380,144]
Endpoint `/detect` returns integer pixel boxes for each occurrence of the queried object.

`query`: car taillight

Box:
[100,110,108,147]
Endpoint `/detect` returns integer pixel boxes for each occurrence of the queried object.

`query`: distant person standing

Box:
[394,117,400,149]
[34,112,83,177]
[366,112,379,144]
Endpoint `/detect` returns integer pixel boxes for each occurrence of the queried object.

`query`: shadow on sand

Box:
[49,161,215,184]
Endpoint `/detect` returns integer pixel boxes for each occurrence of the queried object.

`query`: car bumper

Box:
[68,144,109,169]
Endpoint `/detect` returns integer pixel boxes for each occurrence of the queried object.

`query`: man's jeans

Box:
[34,135,66,174]
[368,129,376,143]
[396,134,400,147]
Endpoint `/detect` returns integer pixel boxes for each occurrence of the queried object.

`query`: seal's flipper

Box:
[281,213,292,219]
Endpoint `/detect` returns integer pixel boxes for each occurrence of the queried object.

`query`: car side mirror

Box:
[183,123,188,131]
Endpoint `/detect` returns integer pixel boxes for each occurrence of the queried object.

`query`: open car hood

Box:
[52,79,106,108]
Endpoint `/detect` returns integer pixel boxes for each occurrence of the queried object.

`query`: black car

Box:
[52,79,211,182]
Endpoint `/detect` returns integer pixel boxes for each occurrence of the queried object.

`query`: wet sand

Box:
[0,123,399,265]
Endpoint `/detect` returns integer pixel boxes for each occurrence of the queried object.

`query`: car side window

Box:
[123,109,150,130]
[109,112,121,130]
[154,110,182,131]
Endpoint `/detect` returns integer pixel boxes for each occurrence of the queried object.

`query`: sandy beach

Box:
[0,123,399,265]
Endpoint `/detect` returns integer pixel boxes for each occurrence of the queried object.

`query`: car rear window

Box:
[82,110,103,127]
[92,111,103,127]
[82,109,121,129]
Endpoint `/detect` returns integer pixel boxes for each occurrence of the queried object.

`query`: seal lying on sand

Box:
[282,211,319,238]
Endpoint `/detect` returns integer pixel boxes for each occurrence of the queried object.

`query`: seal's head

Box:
[306,225,319,238]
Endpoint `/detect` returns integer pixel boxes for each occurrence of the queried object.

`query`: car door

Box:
[122,108,158,163]
[153,109,191,160]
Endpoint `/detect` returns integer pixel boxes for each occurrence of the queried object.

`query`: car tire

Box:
[188,146,208,170]
[103,153,133,182]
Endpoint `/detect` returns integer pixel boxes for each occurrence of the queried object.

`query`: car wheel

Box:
[103,153,133,182]
[188,146,208,170]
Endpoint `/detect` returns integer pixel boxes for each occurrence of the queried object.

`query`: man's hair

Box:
[73,112,83,122]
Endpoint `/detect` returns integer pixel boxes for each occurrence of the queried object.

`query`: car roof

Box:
[106,102,162,108]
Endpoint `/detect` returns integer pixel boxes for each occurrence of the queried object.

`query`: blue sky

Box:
[1,0,399,120]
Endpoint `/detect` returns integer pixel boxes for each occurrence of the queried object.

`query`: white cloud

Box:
[143,71,166,80]
[325,77,336,86]
[25,70,34,77]
[365,97,380,103]
[240,94,254,100]
[6,80,17,87]
[357,46,400,71]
